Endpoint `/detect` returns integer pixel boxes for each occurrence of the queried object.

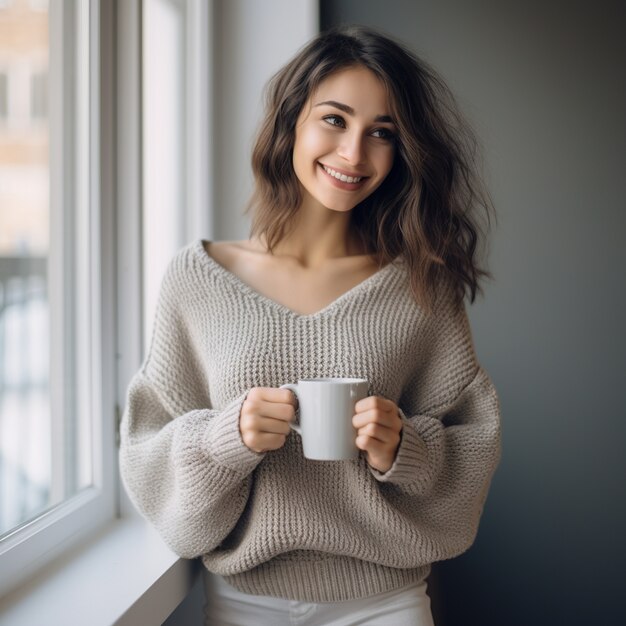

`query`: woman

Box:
[120,25,501,625]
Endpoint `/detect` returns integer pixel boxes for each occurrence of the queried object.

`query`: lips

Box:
[318,163,370,191]
[319,162,368,182]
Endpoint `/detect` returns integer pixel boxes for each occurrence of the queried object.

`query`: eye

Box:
[371,127,396,141]
[323,114,345,128]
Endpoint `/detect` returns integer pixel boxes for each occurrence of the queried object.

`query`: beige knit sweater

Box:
[119,239,501,603]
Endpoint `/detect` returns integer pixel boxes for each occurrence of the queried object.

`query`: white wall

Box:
[143,0,186,351]
[212,0,318,240]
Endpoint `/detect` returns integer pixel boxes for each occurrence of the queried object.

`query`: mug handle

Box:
[280,383,301,435]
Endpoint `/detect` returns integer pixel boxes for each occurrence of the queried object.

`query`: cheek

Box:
[295,126,332,164]
[293,132,321,187]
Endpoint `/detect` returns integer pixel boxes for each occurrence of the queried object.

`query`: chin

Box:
[322,201,358,213]
[317,192,363,212]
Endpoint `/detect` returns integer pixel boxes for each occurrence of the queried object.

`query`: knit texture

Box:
[119,239,502,603]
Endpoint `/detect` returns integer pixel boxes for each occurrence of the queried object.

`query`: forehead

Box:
[308,66,391,117]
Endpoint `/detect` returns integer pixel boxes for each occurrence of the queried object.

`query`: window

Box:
[143,0,188,343]
[0,0,115,598]
[30,70,48,120]
[0,0,52,542]
[141,0,212,343]
[0,72,7,119]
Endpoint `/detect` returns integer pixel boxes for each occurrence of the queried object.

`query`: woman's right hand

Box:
[239,387,298,453]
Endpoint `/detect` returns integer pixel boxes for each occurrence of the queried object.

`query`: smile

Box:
[320,163,366,184]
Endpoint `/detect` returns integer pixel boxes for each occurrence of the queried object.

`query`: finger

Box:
[357,422,400,444]
[356,434,389,454]
[352,408,401,430]
[272,388,298,407]
[354,395,396,414]
[255,399,296,421]
[251,387,298,407]
[240,407,294,433]
[264,399,296,421]
[256,415,293,435]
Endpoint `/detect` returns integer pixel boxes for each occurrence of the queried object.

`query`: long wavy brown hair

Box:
[245,25,495,315]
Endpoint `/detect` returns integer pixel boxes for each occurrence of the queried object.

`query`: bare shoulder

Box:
[202,239,265,272]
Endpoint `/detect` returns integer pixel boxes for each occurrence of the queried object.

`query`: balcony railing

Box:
[0,255,48,536]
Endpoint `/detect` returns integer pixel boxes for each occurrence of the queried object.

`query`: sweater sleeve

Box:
[369,282,502,553]
[119,258,265,559]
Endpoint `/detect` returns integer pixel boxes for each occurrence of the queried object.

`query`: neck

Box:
[257,209,369,269]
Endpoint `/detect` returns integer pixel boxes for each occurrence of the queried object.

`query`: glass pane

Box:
[0,0,90,538]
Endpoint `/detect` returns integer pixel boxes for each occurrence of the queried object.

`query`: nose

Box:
[337,132,365,166]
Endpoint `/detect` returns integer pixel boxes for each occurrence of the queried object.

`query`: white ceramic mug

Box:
[280,377,369,460]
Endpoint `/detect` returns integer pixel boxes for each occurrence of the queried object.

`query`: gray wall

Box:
[322,1,626,625]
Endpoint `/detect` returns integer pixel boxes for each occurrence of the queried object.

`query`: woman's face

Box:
[292,65,397,214]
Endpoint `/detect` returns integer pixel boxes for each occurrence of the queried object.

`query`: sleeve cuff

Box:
[369,407,443,493]
[204,391,266,474]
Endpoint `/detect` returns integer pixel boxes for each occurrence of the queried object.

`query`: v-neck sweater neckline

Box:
[192,238,400,320]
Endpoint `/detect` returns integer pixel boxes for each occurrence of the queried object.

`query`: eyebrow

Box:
[314,100,395,124]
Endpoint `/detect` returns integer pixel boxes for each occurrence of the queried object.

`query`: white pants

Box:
[203,570,435,626]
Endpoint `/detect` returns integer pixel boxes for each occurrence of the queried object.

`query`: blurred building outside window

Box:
[0,0,51,538]
[0,0,90,541]
[30,69,47,119]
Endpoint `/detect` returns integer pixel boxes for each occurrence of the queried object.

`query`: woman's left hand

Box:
[352,396,403,473]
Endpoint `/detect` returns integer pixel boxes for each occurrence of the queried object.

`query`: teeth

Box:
[322,164,363,183]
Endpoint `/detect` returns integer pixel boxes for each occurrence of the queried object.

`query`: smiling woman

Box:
[119,24,501,626]
[247,26,494,314]
[292,66,396,213]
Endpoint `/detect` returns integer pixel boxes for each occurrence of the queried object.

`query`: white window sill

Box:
[0,516,200,626]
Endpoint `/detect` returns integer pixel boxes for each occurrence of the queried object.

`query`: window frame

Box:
[0,0,321,619]
[0,0,117,598]
[0,70,8,120]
